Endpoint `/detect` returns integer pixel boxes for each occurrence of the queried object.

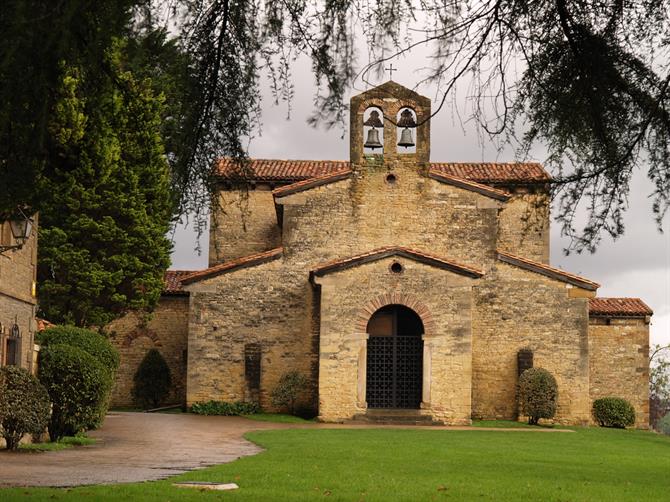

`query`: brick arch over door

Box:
[121,328,162,348]
[355,292,435,336]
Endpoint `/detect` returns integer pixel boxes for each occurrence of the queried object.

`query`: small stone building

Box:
[0,215,39,372]
[110,82,652,426]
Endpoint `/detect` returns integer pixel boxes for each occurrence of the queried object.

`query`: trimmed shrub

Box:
[37,325,119,428]
[659,413,670,435]
[518,367,558,425]
[190,400,261,416]
[38,344,110,441]
[132,349,172,409]
[0,366,50,450]
[271,371,309,415]
[37,325,120,372]
[592,397,636,428]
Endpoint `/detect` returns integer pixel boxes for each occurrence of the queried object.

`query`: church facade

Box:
[108,82,652,426]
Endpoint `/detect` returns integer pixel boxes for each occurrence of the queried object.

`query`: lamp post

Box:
[0,209,33,254]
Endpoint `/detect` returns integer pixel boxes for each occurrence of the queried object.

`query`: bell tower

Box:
[350,81,431,166]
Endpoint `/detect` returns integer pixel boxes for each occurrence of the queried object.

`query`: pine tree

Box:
[37,43,173,327]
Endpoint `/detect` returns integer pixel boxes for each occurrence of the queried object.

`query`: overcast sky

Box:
[170,51,670,348]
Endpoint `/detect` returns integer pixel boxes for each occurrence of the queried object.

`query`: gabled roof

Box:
[428,171,511,201]
[214,158,551,185]
[273,170,352,198]
[310,246,484,282]
[163,270,195,295]
[589,298,653,317]
[180,248,283,285]
[497,251,600,291]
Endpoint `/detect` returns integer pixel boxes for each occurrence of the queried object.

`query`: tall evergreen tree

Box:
[37,43,173,327]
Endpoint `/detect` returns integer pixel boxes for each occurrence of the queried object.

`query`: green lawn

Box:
[2,427,669,501]
[19,436,96,452]
[242,413,314,424]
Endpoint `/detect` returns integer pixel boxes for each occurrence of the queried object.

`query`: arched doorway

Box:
[366,304,424,409]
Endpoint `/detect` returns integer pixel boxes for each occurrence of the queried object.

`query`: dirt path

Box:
[0,412,572,487]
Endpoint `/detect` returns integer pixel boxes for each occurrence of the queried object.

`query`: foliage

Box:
[650,345,670,430]
[517,368,558,425]
[38,344,111,441]
[36,46,173,327]
[0,366,50,451]
[271,371,310,415]
[190,400,260,416]
[3,1,670,250]
[37,326,120,372]
[132,349,172,409]
[38,325,119,428]
[592,397,636,429]
[657,413,670,436]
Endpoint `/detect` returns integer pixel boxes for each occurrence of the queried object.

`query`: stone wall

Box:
[589,317,649,428]
[314,257,476,424]
[472,261,592,425]
[497,190,550,264]
[209,187,281,266]
[0,217,38,371]
[107,295,189,407]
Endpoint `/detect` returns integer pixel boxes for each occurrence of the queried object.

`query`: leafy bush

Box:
[592,397,636,428]
[37,325,119,428]
[659,413,670,435]
[271,371,309,415]
[190,400,260,416]
[38,344,111,441]
[132,349,172,409]
[0,366,50,450]
[37,326,120,371]
[518,367,558,425]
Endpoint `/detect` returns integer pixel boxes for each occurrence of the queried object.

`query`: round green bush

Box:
[38,344,111,441]
[271,371,309,415]
[37,325,120,372]
[592,397,636,428]
[659,413,670,435]
[518,367,558,425]
[132,349,172,409]
[0,366,50,450]
[38,325,119,429]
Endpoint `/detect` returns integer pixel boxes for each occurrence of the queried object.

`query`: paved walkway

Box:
[0,412,572,487]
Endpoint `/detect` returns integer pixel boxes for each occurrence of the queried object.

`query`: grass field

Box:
[2,427,669,501]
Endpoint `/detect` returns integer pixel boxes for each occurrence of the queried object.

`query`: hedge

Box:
[518,367,558,425]
[190,401,261,416]
[132,349,172,409]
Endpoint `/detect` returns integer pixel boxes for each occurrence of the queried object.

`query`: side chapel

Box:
[108,82,652,426]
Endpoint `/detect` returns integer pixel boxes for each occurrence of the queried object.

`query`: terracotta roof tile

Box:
[215,158,551,184]
[497,251,600,291]
[273,169,352,198]
[310,246,483,281]
[163,270,194,295]
[589,298,653,317]
[180,248,283,285]
[431,162,551,183]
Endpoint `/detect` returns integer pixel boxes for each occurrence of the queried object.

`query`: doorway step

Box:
[351,409,442,426]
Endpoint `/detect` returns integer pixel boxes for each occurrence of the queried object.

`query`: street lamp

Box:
[0,209,33,254]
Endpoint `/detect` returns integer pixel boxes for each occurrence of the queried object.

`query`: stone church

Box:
[108,82,652,427]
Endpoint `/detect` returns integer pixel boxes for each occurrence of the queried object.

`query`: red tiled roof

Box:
[215,158,551,184]
[273,169,352,198]
[497,251,600,291]
[163,270,194,295]
[310,246,484,281]
[428,171,511,201]
[36,317,54,331]
[589,298,653,317]
[180,248,283,285]
[216,158,350,182]
[431,162,551,183]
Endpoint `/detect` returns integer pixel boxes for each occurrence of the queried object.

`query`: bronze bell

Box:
[364,127,383,149]
[398,127,415,148]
